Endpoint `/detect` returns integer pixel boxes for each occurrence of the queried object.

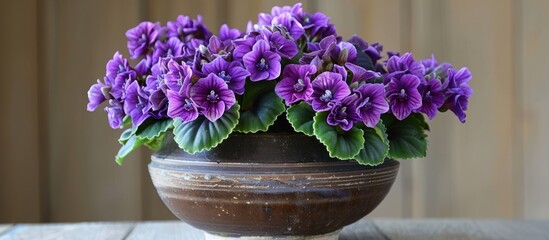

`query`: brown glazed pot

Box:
[149,133,399,239]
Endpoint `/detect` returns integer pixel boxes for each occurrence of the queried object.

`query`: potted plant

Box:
[87,3,472,239]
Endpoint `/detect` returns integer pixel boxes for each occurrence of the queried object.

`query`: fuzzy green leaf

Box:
[173,104,240,154]
[382,113,428,159]
[235,91,285,133]
[135,118,173,139]
[115,135,146,165]
[286,101,316,136]
[354,121,389,166]
[313,112,365,159]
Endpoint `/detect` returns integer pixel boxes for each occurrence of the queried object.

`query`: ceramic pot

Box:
[149,133,399,240]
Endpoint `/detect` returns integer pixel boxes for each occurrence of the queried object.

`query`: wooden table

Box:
[1,219,548,240]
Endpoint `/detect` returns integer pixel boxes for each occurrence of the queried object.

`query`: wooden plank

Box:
[439,0,517,218]
[0,0,42,222]
[519,0,549,219]
[46,0,144,221]
[374,219,549,240]
[125,221,203,240]
[0,223,133,240]
[0,225,13,236]
[340,220,387,240]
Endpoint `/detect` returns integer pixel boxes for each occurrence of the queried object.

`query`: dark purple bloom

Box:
[271,12,305,40]
[347,35,383,65]
[218,24,242,44]
[105,99,125,129]
[310,72,351,111]
[385,53,425,83]
[167,73,201,123]
[243,40,281,81]
[202,57,249,95]
[110,70,136,99]
[386,74,422,120]
[134,55,153,76]
[87,80,106,111]
[298,12,330,36]
[275,64,317,105]
[332,64,347,82]
[144,58,172,111]
[125,22,159,59]
[124,81,152,126]
[334,41,357,64]
[444,67,473,123]
[166,15,212,43]
[326,95,361,131]
[354,84,389,128]
[233,35,259,61]
[417,80,445,120]
[191,73,236,122]
[258,3,303,26]
[152,37,183,63]
[106,52,130,80]
[263,30,298,58]
[165,60,193,92]
[302,36,355,65]
[346,63,381,84]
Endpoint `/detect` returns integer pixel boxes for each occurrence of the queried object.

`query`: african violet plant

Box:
[87,3,472,166]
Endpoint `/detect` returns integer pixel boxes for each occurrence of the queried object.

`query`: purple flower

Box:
[347,35,383,65]
[106,52,130,80]
[191,73,236,122]
[263,30,298,58]
[417,80,445,120]
[167,74,201,123]
[165,60,193,92]
[243,40,281,81]
[152,37,183,63]
[298,12,330,36]
[327,95,361,131]
[444,67,473,123]
[125,22,159,59]
[271,12,305,40]
[354,84,389,128]
[124,81,152,126]
[87,79,107,112]
[275,64,317,105]
[202,57,249,95]
[310,72,351,111]
[301,36,355,65]
[386,74,422,120]
[105,99,125,129]
[346,63,381,84]
[166,15,212,43]
[145,58,171,111]
[218,24,242,44]
[385,53,425,83]
[232,35,258,61]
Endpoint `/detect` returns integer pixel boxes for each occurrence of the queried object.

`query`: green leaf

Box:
[116,135,146,165]
[173,104,240,154]
[313,112,365,159]
[118,128,133,145]
[135,118,173,139]
[354,121,390,166]
[286,101,316,136]
[382,114,428,159]
[236,80,284,133]
[235,91,285,133]
[144,131,167,151]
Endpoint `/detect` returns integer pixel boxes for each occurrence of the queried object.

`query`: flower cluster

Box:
[87,3,472,165]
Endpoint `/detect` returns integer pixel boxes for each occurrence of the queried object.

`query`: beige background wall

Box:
[1,0,547,222]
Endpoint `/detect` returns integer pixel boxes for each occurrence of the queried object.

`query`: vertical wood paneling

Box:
[47,0,144,221]
[519,0,549,219]
[443,0,517,217]
[0,0,41,222]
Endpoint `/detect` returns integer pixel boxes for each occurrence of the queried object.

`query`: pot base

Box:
[204,231,340,240]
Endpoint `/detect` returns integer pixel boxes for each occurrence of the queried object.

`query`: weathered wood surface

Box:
[0,226,13,236]
[374,219,549,240]
[125,221,203,240]
[1,220,548,239]
[0,222,133,240]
